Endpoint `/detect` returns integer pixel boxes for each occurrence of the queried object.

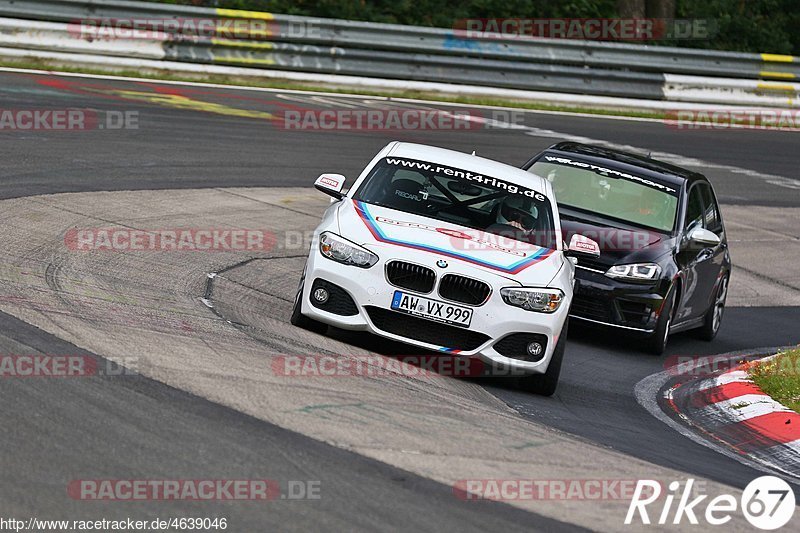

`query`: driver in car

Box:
[486,195,542,244]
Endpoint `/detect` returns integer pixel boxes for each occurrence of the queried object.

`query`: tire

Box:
[643,288,676,355]
[289,271,328,335]
[517,319,568,396]
[695,274,728,341]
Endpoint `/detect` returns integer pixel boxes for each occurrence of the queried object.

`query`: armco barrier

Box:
[0,0,798,107]
[169,40,667,99]
[0,17,165,58]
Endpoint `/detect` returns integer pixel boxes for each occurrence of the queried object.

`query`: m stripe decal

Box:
[354,201,553,274]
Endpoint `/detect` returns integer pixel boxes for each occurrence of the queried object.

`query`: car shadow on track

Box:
[479,320,718,392]
[322,321,699,393]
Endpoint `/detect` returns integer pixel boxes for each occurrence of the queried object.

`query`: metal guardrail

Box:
[165,41,666,99]
[1,0,798,80]
[0,0,798,105]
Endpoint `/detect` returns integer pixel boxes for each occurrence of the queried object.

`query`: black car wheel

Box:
[643,288,676,355]
[289,270,328,334]
[695,274,728,341]
[517,320,568,396]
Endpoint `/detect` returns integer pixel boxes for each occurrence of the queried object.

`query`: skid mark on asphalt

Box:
[34,76,282,121]
[0,187,765,530]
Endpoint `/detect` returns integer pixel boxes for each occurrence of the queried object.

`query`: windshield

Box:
[529,156,679,233]
[354,157,557,250]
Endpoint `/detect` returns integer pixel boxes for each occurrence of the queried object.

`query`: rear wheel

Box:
[695,275,728,341]
[643,288,676,355]
[517,320,568,396]
[289,270,328,334]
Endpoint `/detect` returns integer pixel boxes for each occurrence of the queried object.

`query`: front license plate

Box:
[390,291,472,328]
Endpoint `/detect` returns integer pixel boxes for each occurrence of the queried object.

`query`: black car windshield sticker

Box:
[542,156,677,194]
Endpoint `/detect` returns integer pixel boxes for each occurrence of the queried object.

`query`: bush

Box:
[144,0,799,54]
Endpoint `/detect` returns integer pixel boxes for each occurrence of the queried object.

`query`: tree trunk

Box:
[646,0,677,18]
[616,0,646,18]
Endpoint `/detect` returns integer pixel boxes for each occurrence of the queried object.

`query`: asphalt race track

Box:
[0,69,798,531]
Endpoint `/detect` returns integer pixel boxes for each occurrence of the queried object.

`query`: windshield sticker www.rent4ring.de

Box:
[384,158,548,201]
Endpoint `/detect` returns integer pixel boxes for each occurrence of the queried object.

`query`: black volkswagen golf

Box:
[523,143,732,354]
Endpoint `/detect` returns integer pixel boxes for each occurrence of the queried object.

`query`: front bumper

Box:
[300,245,570,376]
[570,267,669,334]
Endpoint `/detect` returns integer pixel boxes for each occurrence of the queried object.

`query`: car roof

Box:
[537,142,705,189]
[388,142,548,194]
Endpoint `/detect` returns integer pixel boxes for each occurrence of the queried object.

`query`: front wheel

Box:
[643,288,676,355]
[695,275,728,341]
[517,320,568,396]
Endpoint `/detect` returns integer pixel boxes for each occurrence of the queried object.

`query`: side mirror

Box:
[566,234,601,256]
[314,173,346,200]
[686,227,721,249]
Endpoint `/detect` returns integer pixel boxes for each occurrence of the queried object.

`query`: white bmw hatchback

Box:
[292,142,592,395]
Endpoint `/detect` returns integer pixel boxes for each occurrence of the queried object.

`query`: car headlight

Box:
[500,287,564,313]
[605,263,661,281]
[319,232,378,268]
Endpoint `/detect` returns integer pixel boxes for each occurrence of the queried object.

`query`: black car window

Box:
[684,185,704,232]
[699,183,723,235]
[528,159,679,233]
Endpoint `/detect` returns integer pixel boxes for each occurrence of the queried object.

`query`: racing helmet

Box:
[496,195,538,231]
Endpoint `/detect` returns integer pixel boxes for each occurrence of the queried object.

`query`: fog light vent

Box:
[494,333,549,362]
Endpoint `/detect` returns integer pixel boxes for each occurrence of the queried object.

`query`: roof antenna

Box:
[646,151,652,158]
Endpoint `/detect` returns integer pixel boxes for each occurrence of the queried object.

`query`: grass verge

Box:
[749,347,800,413]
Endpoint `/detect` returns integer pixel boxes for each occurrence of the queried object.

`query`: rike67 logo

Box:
[626,476,795,530]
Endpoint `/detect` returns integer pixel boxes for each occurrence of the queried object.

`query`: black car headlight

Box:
[500,287,564,313]
[605,263,661,282]
[319,232,378,268]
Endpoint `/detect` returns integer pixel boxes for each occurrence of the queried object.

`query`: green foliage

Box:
[145,0,799,54]
[750,348,800,414]
[676,0,799,54]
